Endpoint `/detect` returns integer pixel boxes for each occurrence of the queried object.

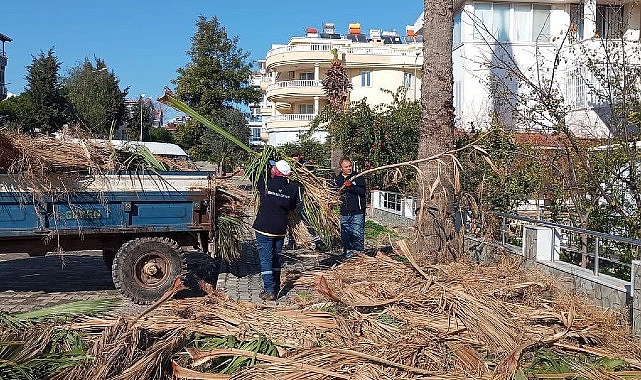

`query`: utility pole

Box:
[139,94,145,142]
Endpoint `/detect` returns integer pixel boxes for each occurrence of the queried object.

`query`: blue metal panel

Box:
[48,201,124,230]
[0,201,41,232]
[130,201,193,228]
[0,187,206,238]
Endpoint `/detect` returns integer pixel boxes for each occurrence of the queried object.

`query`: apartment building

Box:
[253,22,423,146]
[0,33,12,101]
[413,1,641,137]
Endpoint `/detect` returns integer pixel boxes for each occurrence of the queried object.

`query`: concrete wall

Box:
[370,208,414,227]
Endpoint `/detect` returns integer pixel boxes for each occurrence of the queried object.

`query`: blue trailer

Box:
[0,172,218,304]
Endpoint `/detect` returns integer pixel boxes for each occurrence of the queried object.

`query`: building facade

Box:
[414,1,641,137]
[0,33,12,101]
[254,22,424,146]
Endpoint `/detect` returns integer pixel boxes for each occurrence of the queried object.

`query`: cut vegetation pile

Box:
[4,247,639,380]
[0,130,196,175]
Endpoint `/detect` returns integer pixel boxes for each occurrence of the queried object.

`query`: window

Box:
[298,104,314,114]
[299,72,314,80]
[565,68,586,109]
[514,4,532,41]
[493,3,510,41]
[403,72,412,88]
[473,2,493,40]
[250,127,261,142]
[473,2,551,42]
[381,192,402,212]
[596,5,625,38]
[532,5,551,41]
[360,71,371,87]
[454,10,462,47]
[569,4,584,40]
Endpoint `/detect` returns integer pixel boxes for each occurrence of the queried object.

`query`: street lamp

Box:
[139,94,145,142]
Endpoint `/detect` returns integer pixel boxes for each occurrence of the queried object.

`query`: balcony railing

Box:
[266,80,322,92]
[266,44,421,59]
[267,44,334,58]
[263,114,316,123]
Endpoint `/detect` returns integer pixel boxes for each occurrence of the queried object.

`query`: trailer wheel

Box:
[112,237,186,304]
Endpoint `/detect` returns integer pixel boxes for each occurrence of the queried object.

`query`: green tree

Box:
[174,15,260,115]
[22,49,68,133]
[457,126,542,214]
[64,58,127,137]
[201,108,250,173]
[172,15,259,162]
[0,94,31,128]
[280,134,332,174]
[149,127,175,143]
[313,88,420,191]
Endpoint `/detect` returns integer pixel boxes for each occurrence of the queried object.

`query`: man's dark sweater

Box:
[334,171,366,215]
[253,176,301,236]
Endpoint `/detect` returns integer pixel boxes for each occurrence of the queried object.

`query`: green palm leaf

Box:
[13,298,121,321]
[158,90,254,154]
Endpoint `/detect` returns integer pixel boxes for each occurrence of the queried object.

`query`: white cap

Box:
[275,160,292,176]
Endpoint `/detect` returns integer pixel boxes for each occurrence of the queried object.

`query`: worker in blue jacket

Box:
[253,159,300,301]
[334,157,366,259]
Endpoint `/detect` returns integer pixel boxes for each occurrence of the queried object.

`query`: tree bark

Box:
[414,0,460,263]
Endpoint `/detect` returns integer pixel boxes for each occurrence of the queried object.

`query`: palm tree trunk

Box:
[414,0,460,263]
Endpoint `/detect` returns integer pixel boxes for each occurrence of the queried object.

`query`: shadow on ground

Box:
[0,254,115,292]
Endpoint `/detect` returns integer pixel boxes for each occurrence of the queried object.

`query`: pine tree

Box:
[23,49,68,134]
[64,58,127,137]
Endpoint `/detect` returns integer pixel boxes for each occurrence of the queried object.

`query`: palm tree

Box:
[415,0,459,262]
[321,49,352,172]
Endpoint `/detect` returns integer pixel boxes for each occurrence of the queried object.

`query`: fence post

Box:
[632,261,641,337]
[593,237,600,276]
[551,228,556,261]
[501,216,506,245]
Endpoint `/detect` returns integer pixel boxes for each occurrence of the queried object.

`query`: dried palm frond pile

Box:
[0,130,198,177]
[0,130,116,175]
[244,145,341,248]
[213,182,252,262]
[15,247,638,380]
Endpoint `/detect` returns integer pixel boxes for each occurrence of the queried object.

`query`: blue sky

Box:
[2,1,421,118]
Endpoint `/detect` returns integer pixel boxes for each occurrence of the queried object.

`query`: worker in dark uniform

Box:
[252,160,300,301]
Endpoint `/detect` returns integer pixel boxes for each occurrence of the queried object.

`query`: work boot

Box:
[259,291,276,301]
[342,250,354,259]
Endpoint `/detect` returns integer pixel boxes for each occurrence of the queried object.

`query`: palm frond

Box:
[157,90,254,154]
[13,298,121,321]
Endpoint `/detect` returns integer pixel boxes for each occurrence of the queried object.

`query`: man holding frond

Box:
[334,157,367,259]
[252,160,301,301]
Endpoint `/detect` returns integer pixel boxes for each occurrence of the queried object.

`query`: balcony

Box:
[264,114,316,130]
[266,80,324,102]
[266,42,422,71]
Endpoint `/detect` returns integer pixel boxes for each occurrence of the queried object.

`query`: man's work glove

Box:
[344,180,352,187]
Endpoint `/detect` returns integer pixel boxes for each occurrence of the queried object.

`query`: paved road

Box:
[0,251,128,314]
[0,243,341,315]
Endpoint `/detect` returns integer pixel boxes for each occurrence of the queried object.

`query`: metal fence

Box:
[495,212,641,281]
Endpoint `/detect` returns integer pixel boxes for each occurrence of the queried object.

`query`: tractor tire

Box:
[112,237,186,304]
